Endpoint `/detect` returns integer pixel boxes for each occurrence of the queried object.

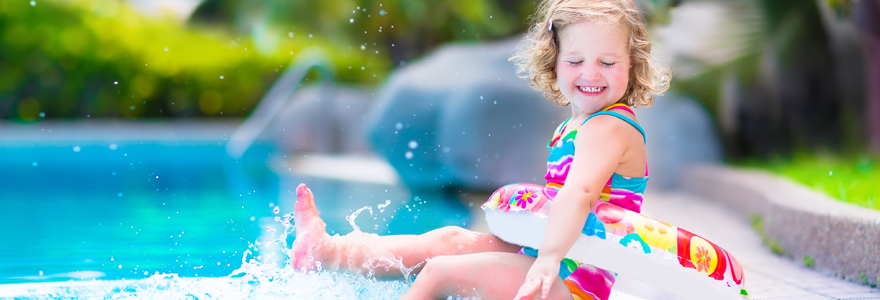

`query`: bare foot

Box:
[289,183,335,271]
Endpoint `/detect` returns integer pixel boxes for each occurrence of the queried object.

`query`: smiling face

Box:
[556,20,631,116]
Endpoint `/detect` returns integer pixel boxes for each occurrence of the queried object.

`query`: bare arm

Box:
[536,115,628,262]
[514,114,638,299]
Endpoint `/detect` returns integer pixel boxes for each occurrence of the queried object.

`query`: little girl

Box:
[289,0,670,299]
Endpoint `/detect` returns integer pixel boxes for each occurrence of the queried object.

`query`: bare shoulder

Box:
[574,116,642,156]
[578,113,638,139]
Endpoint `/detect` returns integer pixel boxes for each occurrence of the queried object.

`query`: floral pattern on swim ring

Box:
[694,246,712,273]
[511,187,539,209]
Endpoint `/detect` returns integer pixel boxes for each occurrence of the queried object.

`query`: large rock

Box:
[638,94,722,189]
[262,40,723,192]
[364,39,568,191]
[270,84,374,155]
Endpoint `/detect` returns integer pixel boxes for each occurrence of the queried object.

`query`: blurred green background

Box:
[0,0,877,207]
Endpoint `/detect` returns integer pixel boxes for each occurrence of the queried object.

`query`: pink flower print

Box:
[695,246,712,273]
[512,187,539,209]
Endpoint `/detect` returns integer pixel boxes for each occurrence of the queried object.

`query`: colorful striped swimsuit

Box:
[482,103,648,300]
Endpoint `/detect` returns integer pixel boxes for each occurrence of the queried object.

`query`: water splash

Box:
[345,206,373,233]
[377,200,391,213]
[10,201,458,299]
[17,271,410,299]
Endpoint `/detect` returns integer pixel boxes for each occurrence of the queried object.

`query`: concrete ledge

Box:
[682,165,880,286]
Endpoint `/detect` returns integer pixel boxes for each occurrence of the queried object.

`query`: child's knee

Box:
[413,255,455,289]
[430,226,476,254]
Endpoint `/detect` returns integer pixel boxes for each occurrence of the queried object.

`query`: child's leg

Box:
[289,184,521,279]
[401,252,573,300]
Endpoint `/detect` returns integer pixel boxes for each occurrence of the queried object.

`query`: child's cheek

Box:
[557,65,577,84]
[608,65,629,86]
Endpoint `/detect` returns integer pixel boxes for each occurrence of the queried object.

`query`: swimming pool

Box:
[0,122,471,298]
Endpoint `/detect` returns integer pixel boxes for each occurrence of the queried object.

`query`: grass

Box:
[749,214,786,256]
[738,153,880,211]
[804,256,815,268]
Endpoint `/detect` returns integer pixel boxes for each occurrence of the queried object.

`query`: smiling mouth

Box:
[578,86,606,93]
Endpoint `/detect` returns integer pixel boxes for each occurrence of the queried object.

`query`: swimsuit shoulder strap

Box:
[581,107,646,144]
[547,117,573,149]
[604,103,635,115]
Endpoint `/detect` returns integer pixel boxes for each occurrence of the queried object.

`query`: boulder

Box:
[364,39,568,191]
[270,83,374,155]
[638,94,723,189]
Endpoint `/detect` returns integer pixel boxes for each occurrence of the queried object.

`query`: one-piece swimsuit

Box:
[482,103,648,300]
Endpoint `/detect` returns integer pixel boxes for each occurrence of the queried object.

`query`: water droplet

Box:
[118,265,122,269]
[30,1,35,6]
[288,32,294,38]
[308,34,313,38]
[39,270,43,276]
[113,81,118,85]
[494,101,497,105]
[395,122,403,130]
[117,193,123,197]
[249,216,256,221]
[39,112,45,118]
[490,15,493,19]
[130,105,135,110]
[480,96,484,100]
[273,207,280,214]
[219,75,224,80]
[164,47,169,52]
[829,171,833,176]
[379,10,386,16]
[350,18,355,23]
[408,140,418,149]
[73,146,81,152]
[405,151,413,159]
[109,144,118,150]
[360,45,365,50]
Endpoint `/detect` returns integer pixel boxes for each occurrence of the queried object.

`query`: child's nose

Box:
[580,66,601,81]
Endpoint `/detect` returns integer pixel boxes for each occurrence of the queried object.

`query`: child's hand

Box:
[513,256,559,300]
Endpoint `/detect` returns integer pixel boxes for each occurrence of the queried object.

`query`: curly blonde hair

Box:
[510,0,670,107]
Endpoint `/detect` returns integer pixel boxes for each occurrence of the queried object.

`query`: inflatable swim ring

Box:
[483,193,746,300]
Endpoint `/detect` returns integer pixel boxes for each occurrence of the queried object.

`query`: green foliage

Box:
[739,153,880,211]
[0,0,384,119]
[749,213,787,256]
[191,0,538,65]
[668,0,865,158]
[804,255,815,268]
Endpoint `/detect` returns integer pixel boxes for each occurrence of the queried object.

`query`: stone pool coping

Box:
[0,120,244,142]
[682,165,880,286]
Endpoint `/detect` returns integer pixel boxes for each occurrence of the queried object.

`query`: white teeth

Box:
[579,86,603,93]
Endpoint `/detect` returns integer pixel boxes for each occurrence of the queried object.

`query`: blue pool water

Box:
[0,131,472,298]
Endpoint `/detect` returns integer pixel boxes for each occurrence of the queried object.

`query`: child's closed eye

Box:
[600,62,616,67]
[568,61,583,66]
